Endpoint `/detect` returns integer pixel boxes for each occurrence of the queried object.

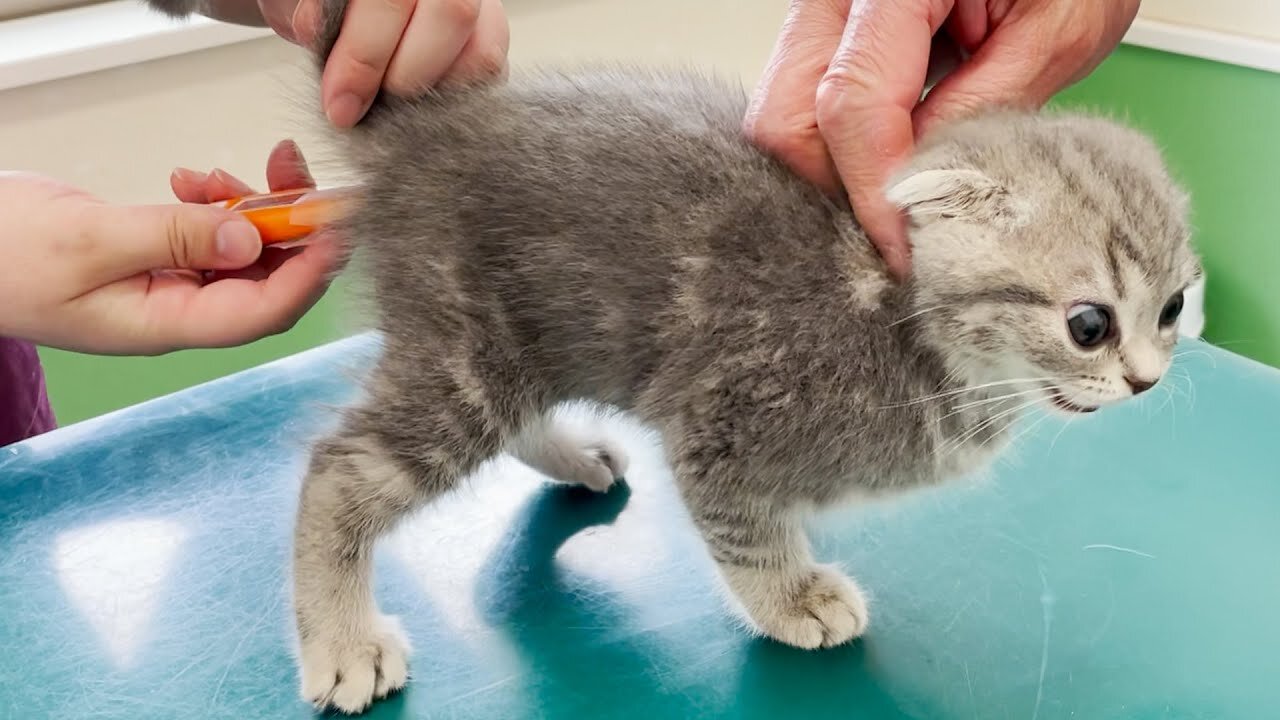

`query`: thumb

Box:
[84,202,263,280]
[912,22,1063,137]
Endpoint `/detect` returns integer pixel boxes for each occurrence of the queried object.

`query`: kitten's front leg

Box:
[682,489,869,649]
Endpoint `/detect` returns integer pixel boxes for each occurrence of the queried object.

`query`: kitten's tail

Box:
[312,0,350,88]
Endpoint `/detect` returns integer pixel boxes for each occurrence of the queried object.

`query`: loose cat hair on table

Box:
[149,0,1201,713]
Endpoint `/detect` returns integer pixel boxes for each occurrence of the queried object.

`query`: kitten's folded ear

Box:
[886,169,1009,224]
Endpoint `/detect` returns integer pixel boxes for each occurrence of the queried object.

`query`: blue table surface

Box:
[2,334,1277,719]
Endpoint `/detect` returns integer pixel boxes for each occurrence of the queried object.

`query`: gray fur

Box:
[141,0,204,17]
[282,0,1201,713]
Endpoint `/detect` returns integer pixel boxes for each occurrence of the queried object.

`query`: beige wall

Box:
[0,0,785,202]
[1141,0,1280,43]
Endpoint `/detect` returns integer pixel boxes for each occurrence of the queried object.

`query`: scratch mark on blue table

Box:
[1031,567,1054,720]
[1082,544,1156,559]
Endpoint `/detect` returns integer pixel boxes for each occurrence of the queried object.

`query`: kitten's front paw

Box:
[299,614,411,714]
[742,566,869,650]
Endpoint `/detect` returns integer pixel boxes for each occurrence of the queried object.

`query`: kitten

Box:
[148,0,1200,713]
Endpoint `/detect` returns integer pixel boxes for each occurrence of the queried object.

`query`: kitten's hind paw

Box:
[299,614,411,715]
[518,433,629,493]
[742,566,869,650]
[577,440,629,491]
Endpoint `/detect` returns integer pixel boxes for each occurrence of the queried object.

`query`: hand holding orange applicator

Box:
[213,186,357,245]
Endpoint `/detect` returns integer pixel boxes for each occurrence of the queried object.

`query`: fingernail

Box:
[284,139,311,175]
[172,168,206,183]
[326,93,365,128]
[292,0,317,47]
[211,168,254,195]
[215,221,262,264]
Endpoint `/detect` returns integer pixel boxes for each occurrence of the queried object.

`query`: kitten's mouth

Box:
[1043,386,1099,414]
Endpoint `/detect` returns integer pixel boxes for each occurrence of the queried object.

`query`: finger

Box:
[142,236,341,349]
[265,139,317,192]
[170,168,211,204]
[83,202,263,280]
[743,0,852,195]
[291,0,320,47]
[205,169,257,201]
[170,167,258,205]
[816,0,953,278]
[435,0,508,85]
[945,0,990,51]
[203,245,305,283]
[913,32,1053,136]
[322,0,416,128]
[913,4,1094,136]
[259,0,302,41]
[383,0,483,94]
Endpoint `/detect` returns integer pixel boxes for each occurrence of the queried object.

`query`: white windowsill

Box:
[0,4,1279,94]
[0,0,273,93]
[1126,16,1280,75]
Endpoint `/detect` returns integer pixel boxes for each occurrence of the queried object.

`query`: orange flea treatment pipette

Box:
[214,186,357,245]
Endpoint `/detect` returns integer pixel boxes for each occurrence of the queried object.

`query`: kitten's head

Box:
[888,111,1201,414]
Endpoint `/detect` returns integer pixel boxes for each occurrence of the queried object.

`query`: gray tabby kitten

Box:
[149,0,1200,713]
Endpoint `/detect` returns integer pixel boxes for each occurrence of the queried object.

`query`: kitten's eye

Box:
[1159,291,1184,328]
[1066,303,1113,349]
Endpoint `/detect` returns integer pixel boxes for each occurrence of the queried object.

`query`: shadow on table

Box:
[473,482,951,720]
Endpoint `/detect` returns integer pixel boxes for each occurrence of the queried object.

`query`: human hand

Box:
[745,0,1139,279]
[261,0,511,128]
[0,140,340,355]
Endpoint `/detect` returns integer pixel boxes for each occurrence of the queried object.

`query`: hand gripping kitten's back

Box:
[281,0,1199,713]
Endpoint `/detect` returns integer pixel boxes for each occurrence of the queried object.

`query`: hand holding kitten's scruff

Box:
[745,0,1141,279]
[149,0,510,128]
[0,141,338,355]
[0,0,508,352]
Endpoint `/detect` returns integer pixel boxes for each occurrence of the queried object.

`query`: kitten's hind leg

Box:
[678,478,869,650]
[292,383,517,714]
[508,413,628,493]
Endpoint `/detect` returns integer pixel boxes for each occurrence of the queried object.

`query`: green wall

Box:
[37,279,358,425]
[37,43,1280,425]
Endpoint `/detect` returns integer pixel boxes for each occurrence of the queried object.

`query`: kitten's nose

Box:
[1125,376,1156,395]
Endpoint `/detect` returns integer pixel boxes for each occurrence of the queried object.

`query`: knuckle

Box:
[814,72,864,129]
[1057,17,1107,63]
[743,115,801,158]
[472,46,508,79]
[267,312,302,338]
[435,0,481,27]
[165,213,190,268]
[375,0,415,18]
[344,48,385,80]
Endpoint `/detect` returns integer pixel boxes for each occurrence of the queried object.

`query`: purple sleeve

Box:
[0,338,57,446]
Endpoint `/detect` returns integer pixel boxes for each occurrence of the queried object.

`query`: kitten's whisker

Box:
[936,388,1046,426]
[947,401,1033,449]
[1003,409,1055,456]
[935,395,1044,460]
[1176,371,1198,411]
[1152,383,1175,416]
[1047,411,1078,454]
[947,387,1046,413]
[881,377,1053,409]
[1173,348,1218,369]
[887,305,949,327]
[936,408,1026,462]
